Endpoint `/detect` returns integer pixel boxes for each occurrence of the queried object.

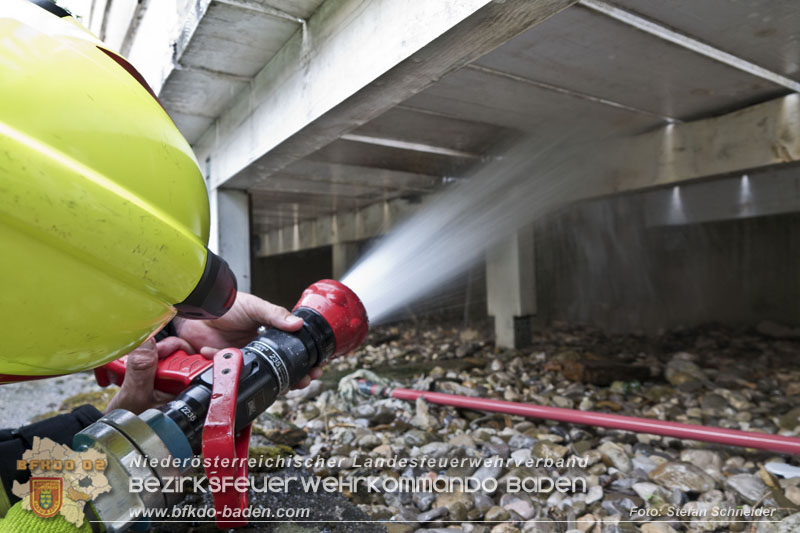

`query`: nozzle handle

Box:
[94,350,213,395]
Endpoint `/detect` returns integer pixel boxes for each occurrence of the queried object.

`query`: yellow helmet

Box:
[0,0,235,381]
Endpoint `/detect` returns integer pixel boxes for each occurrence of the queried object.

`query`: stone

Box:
[700,393,728,411]
[416,506,448,522]
[576,513,595,532]
[462,525,489,533]
[640,523,679,533]
[552,395,574,408]
[352,403,395,425]
[473,493,494,514]
[419,441,452,458]
[725,474,767,504]
[785,485,800,506]
[779,513,800,533]
[598,441,632,473]
[435,491,474,511]
[778,407,800,430]
[679,449,723,479]
[413,492,436,512]
[385,524,415,533]
[484,506,510,522]
[510,448,531,466]
[410,396,438,430]
[632,482,667,502]
[649,461,716,493]
[532,441,568,460]
[449,502,469,521]
[490,525,519,533]
[521,518,558,533]
[585,485,603,505]
[664,353,706,386]
[503,498,535,520]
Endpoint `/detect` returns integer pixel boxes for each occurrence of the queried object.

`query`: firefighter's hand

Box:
[104,337,194,414]
[174,292,323,389]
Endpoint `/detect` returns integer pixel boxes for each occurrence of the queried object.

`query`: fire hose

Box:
[356,381,800,455]
[76,279,368,532]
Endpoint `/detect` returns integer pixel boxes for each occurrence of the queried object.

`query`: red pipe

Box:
[363,382,800,455]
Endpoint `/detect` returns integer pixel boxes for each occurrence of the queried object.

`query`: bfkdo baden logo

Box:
[13,437,111,526]
[30,477,63,518]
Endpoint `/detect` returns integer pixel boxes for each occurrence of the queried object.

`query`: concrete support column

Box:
[332,241,360,280]
[209,188,251,293]
[486,225,536,348]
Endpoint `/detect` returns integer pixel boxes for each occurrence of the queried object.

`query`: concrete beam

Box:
[194,0,576,190]
[210,189,252,293]
[255,197,420,257]
[254,94,800,257]
[609,94,800,193]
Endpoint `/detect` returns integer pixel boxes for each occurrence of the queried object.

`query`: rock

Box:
[373,444,394,457]
[503,498,535,520]
[416,506,448,522]
[357,433,382,448]
[473,493,494,514]
[664,353,707,386]
[757,320,800,339]
[404,429,431,447]
[682,501,722,532]
[385,524,415,533]
[679,449,723,479]
[532,441,568,460]
[521,518,558,533]
[778,407,800,430]
[490,525,519,533]
[285,379,324,402]
[472,459,507,493]
[632,482,668,502]
[435,491,474,511]
[576,513,595,532]
[462,525,489,533]
[413,492,436,512]
[410,396,439,430]
[700,393,728,411]
[725,474,767,504]
[418,441,452,458]
[552,395,574,408]
[649,461,716,493]
[779,513,800,533]
[585,485,603,504]
[352,403,396,425]
[449,502,469,521]
[484,506,510,522]
[632,455,658,474]
[640,523,679,533]
[785,485,800,506]
[598,441,632,473]
[510,448,532,466]
[449,434,477,448]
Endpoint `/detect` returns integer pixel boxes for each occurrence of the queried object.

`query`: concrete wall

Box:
[536,195,800,333]
[251,246,332,310]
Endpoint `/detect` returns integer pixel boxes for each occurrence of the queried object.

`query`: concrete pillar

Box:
[209,188,251,293]
[332,241,360,280]
[486,225,536,348]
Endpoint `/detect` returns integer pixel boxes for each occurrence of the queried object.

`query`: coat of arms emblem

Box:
[30,477,62,518]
